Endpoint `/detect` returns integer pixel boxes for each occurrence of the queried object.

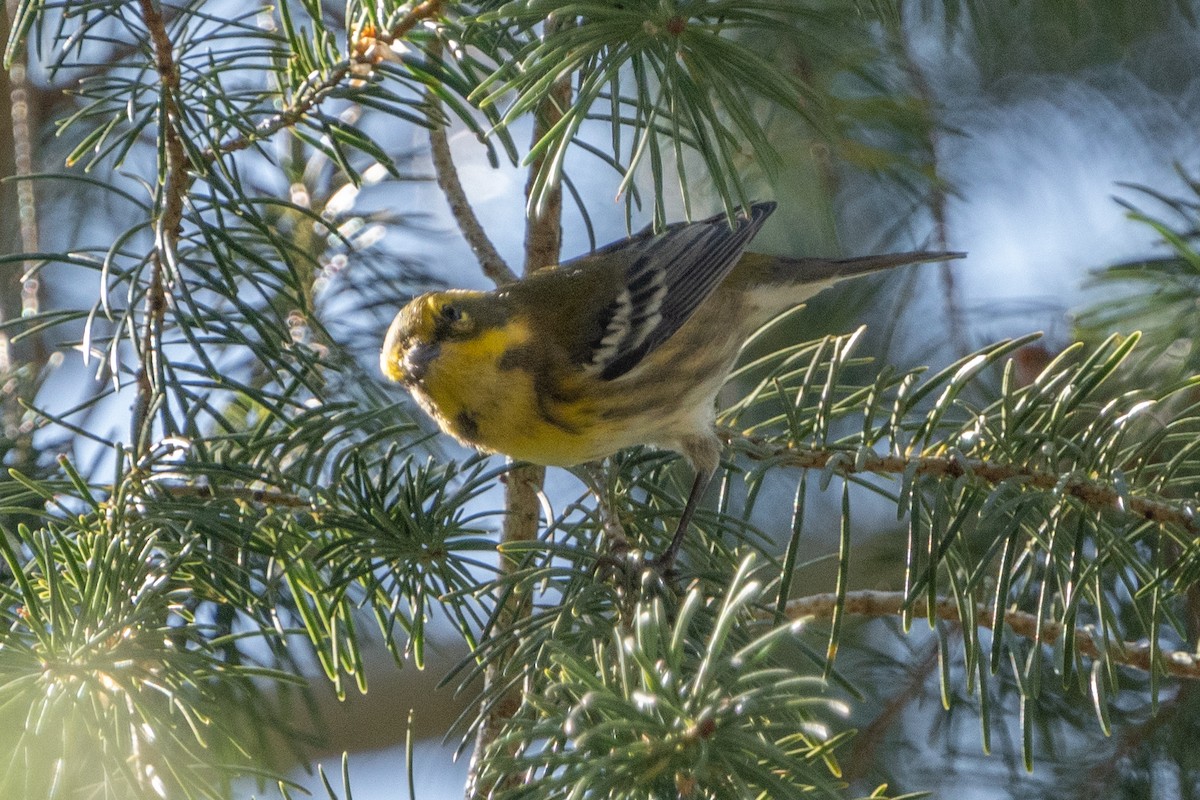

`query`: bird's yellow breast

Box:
[411,319,604,466]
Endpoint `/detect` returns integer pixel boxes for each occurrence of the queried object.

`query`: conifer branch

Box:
[156,484,311,508]
[725,429,1200,538]
[208,66,350,159]
[207,0,446,160]
[374,0,446,44]
[782,590,1200,680]
[133,0,187,455]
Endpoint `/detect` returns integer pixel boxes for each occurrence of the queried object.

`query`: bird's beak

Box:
[380,339,439,386]
[402,341,439,384]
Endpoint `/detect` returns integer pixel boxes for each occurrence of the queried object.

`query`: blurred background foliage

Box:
[2,0,1200,798]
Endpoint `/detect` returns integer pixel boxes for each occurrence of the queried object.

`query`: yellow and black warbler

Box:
[381,202,962,567]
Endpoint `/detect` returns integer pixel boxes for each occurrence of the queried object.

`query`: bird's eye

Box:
[441,304,461,322]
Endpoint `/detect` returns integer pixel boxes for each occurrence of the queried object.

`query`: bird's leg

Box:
[649,467,713,573]
[649,432,721,573]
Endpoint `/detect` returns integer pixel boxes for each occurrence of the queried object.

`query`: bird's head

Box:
[380,289,490,385]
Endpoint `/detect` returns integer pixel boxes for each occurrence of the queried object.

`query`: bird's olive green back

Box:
[509,202,778,380]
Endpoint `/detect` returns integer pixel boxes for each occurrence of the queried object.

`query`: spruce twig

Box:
[781,590,1200,680]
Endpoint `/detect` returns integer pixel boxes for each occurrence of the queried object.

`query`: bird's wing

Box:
[572,202,776,381]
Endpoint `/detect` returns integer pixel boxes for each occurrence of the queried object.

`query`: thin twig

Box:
[207,0,446,161]
[426,41,515,286]
[207,65,350,160]
[0,0,42,474]
[373,0,445,45]
[155,484,311,508]
[843,639,941,783]
[724,429,1200,539]
[781,590,1200,681]
[134,0,187,455]
[429,124,515,284]
[465,461,544,800]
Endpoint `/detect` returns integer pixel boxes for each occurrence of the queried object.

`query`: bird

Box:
[381,201,962,569]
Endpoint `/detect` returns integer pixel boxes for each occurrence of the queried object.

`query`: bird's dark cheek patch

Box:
[497,344,538,372]
[455,410,480,441]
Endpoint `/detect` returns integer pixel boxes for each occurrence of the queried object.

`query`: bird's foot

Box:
[592,541,679,590]
[644,549,680,582]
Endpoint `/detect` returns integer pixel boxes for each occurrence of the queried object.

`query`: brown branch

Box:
[0,0,42,442]
[843,639,941,783]
[429,124,515,285]
[155,484,311,508]
[520,11,572,276]
[133,0,187,455]
[425,40,515,287]
[208,66,350,160]
[521,62,571,275]
[375,0,445,45]
[781,590,1200,681]
[466,16,573,800]
[723,430,1200,539]
[465,461,545,800]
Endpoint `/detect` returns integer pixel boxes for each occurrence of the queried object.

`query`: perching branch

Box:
[466,17,573,799]
[725,429,1200,539]
[782,590,1200,681]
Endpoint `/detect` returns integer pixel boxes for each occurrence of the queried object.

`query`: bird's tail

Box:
[761,250,966,287]
[729,249,966,328]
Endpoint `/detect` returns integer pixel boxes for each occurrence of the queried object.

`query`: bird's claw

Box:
[592,544,678,589]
